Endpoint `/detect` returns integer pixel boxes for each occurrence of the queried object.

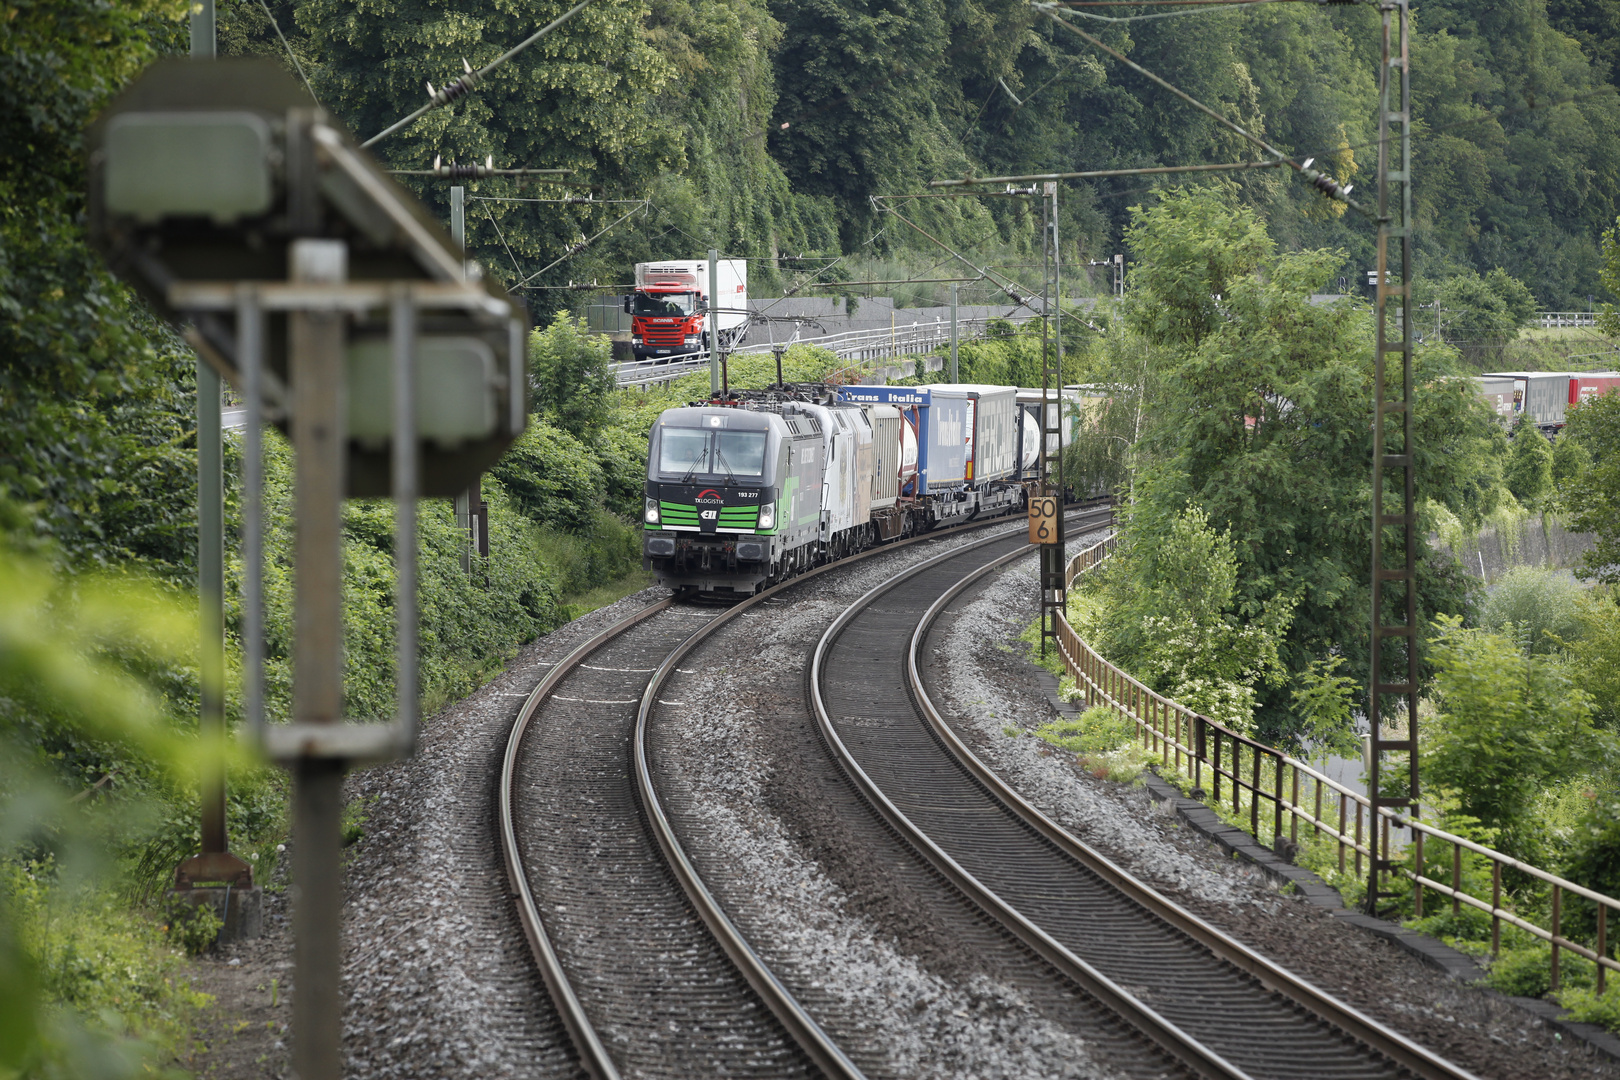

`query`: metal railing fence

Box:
[611,312,1038,387]
[1534,311,1599,329]
[1058,533,1620,992]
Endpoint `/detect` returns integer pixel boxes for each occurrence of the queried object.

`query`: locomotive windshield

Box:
[654,428,768,479]
[632,292,697,317]
[716,430,767,475]
[658,428,711,475]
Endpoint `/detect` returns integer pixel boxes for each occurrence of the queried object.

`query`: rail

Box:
[612,312,1038,387]
[498,505,1091,1076]
[1057,533,1620,994]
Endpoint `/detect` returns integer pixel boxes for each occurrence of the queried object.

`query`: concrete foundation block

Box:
[172,885,263,944]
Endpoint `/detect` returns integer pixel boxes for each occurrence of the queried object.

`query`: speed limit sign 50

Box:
[1028,497,1059,544]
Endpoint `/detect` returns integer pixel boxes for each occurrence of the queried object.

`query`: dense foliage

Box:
[1561,391,1620,585]
[1072,190,1489,744]
[1422,615,1602,864]
[193,0,1620,314]
[0,0,197,574]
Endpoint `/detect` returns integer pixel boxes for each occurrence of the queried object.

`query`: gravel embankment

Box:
[650,525,1157,1080]
[927,553,1620,1080]
[332,588,671,1079]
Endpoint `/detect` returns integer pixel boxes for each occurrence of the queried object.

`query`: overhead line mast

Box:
[1367,0,1417,917]
[942,0,1417,910]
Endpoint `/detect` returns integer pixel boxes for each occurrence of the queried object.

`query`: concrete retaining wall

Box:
[1437,513,1594,582]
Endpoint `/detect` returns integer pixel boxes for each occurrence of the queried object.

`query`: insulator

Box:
[431,72,480,108]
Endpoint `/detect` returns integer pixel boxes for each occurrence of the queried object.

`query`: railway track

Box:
[497,508,1107,1079]
[810,531,1486,1080]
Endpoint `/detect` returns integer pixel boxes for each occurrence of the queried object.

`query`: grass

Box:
[4,860,212,1077]
[1036,704,1154,783]
[561,568,656,621]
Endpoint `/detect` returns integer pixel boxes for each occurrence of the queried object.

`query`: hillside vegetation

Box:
[7,0,1620,1069]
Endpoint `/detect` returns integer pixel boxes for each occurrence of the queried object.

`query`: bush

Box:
[1422,615,1605,863]
[3,861,211,1078]
[530,510,643,600]
[1567,592,1620,729]
[1559,789,1620,937]
[528,315,614,442]
[491,418,607,534]
[1487,944,1560,998]
[1037,705,1136,755]
[1036,705,1149,782]
[1556,982,1620,1031]
[1481,566,1585,655]
[240,433,562,727]
[162,895,223,955]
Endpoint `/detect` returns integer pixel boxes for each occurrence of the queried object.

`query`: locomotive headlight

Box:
[756,502,775,530]
[644,497,660,524]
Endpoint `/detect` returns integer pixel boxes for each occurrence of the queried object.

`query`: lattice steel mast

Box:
[1367,0,1417,914]
[1040,182,1067,654]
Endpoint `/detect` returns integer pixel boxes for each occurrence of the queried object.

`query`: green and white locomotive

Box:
[642,405,829,593]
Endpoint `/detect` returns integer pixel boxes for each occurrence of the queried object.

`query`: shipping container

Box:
[1015,388,1087,478]
[836,385,965,494]
[931,383,1018,484]
[1482,371,1572,428]
[1570,372,1620,405]
[1474,377,1515,422]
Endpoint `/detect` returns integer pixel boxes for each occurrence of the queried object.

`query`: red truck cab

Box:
[626,269,706,361]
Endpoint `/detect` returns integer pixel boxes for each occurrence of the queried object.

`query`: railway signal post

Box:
[88,59,527,1079]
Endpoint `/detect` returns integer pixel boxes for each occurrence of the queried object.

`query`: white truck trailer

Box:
[625,259,748,362]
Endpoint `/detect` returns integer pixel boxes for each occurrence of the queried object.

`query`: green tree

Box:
[1561,392,1620,584]
[1553,431,1593,488]
[1291,654,1361,761]
[1422,615,1602,863]
[528,315,615,443]
[1600,216,1620,339]
[293,0,681,303]
[1100,506,1294,735]
[1409,0,1620,308]
[1505,421,1555,509]
[1546,0,1620,90]
[1110,190,1491,741]
[1426,268,1539,367]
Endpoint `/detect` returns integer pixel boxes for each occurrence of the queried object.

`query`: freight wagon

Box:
[929,383,1025,518]
[1570,372,1620,405]
[643,383,1047,594]
[833,385,965,499]
[1481,371,1571,430]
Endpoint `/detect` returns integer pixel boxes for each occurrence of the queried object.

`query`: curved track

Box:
[498,509,1107,1079]
[810,535,1485,1080]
